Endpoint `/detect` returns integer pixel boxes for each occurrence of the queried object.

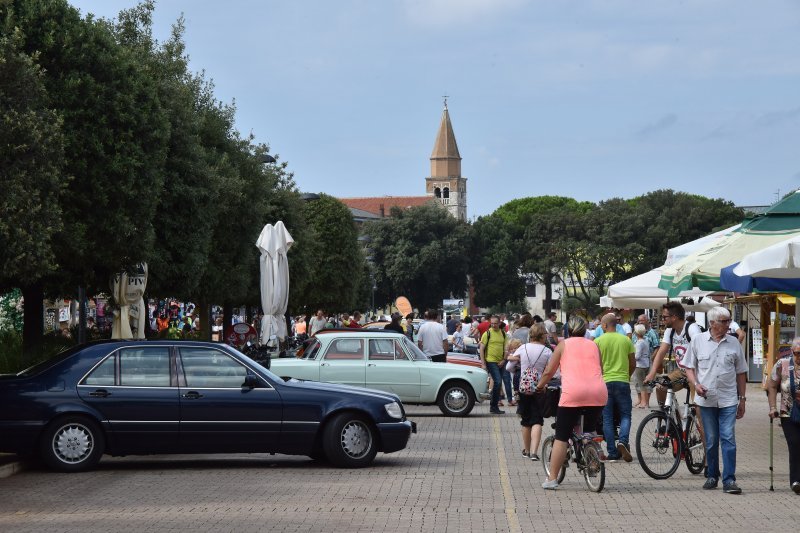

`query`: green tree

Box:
[290,194,366,314]
[0,22,66,354]
[494,196,594,314]
[365,203,470,311]
[469,213,524,308]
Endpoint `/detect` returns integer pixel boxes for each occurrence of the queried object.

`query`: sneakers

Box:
[530,453,540,462]
[616,442,633,463]
[522,450,531,458]
[703,477,718,490]
[542,478,559,490]
[489,408,505,415]
[723,482,742,494]
[793,481,800,494]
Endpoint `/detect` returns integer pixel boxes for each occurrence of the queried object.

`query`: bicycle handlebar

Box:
[644,375,688,389]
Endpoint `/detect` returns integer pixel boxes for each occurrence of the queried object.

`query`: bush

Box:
[0,330,76,374]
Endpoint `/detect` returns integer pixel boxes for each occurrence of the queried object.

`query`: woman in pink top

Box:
[535,316,608,489]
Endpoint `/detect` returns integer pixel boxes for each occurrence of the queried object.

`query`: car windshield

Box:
[402,337,430,361]
[15,344,83,377]
[302,338,321,359]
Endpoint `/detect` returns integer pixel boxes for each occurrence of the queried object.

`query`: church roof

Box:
[339,196,433,217]
[431,105,461,160]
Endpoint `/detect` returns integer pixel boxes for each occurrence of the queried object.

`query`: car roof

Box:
[313,329,404,336]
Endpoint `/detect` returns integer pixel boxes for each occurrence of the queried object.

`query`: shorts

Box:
[665,368,695,400]
[517,393,544,427]
[554,406,604,442]
[632,368,651,393]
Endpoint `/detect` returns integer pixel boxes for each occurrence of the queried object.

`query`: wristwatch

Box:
[738,395,746,401]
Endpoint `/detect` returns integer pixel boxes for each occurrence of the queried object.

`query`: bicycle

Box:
[635,375,705,479]
[541,410,606,493]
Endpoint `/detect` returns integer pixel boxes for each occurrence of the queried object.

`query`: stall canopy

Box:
[601,226,735,310]
[602,267,720,311]
[659,190,800,296]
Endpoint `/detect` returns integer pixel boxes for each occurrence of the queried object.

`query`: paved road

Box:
[0,383,793,532]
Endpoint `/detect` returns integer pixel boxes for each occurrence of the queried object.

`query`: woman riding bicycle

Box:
[536,316,608,490]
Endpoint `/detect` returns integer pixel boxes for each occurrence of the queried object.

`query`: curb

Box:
[0,460,26,479]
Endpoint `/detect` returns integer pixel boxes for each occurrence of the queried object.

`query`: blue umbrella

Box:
[720,263,800,294]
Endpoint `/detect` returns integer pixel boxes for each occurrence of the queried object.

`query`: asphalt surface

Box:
[0,383,793,532]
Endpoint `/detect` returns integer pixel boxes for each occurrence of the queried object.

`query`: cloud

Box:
[755,107,800,129]
[401,0,525,27]
[636,113,677,139]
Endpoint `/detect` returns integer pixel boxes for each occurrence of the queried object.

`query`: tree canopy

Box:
[365,203,470,311]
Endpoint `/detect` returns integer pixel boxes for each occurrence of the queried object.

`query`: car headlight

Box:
[384,401,403,419]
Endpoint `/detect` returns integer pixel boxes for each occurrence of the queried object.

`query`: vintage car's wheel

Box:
[437,380,475,417]
[40,416,105,472]
[322,413,377,468]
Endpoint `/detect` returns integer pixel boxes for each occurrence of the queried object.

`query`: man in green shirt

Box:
[595,313,635,462]
[480,315,509,415]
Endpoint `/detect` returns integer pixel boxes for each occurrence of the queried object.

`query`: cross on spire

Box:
[442,94,449,109]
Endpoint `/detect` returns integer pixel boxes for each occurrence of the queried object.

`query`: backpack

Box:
[519,344,545,395]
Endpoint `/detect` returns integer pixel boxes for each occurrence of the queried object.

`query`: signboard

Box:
[751,328,763,366]
[225,323,257,349]
[442,299,464,314]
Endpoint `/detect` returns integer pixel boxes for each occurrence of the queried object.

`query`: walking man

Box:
[683,306,747,494]
[417,309,448,363]
[480,315,509,414]
[595,313,635,461]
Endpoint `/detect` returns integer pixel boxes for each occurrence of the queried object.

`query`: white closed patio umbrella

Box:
[110,263,147,339]
[256,221,294,346]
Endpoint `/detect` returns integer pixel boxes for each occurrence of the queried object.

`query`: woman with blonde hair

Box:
[508,323,552,461]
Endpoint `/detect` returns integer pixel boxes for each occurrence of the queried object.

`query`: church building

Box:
[339,102,467,222]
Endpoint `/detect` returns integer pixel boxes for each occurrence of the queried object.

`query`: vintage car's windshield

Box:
[302,338,322,359]
[402,337,431,361]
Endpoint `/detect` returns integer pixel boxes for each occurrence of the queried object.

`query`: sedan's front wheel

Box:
[41,416,105,472]
[437,380,475,417]
[322,413,377,468]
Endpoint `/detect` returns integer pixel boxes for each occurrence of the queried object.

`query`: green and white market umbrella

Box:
[659,190,800,297]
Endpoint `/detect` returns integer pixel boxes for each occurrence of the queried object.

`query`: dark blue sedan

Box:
[0,340,415,471]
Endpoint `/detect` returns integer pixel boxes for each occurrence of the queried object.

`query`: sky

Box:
[68,0,800,219]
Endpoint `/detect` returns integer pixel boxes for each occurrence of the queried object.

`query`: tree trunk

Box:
[22,282,44,360]
[197,300,212,342]
[222,301,233,344]
[544,274,553,315]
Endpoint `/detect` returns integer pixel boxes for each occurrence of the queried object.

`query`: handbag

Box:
[518,345,544,395]
[788,358,800,424]
[539,385,561,418]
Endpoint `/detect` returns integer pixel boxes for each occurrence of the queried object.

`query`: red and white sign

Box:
[225,323,257,349]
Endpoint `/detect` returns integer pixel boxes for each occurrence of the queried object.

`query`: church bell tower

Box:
[426,100,467,221]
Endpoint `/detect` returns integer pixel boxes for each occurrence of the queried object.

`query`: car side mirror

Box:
[242,374,258,391]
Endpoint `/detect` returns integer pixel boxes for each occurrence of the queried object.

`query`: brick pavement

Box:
[0,383,794,532]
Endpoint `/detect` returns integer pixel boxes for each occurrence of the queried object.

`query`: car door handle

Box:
[321,363,330,367]
[89,389,110,398]
[182,391,204,399]
[367,363,376,367]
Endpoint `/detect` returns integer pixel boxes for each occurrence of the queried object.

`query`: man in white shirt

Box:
[308,309,327,336]
[728,320,746,344]
[645,302,704,403]
[417,309,448,363]
[683,306,747,495]
[543,312,559,346]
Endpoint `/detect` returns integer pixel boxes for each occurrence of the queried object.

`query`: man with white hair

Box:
[683,306,747,495]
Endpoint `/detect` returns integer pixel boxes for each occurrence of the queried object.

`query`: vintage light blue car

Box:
[271,330,489,416]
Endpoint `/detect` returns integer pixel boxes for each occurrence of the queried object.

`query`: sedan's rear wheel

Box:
[41,416,105,472]
[322,413,377,468]
[437,381,475,417]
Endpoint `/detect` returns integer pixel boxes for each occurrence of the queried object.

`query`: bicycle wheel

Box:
[635,411,682,480]
[582,441,605,493]
[541,435,566,483]
[684,414,705,475]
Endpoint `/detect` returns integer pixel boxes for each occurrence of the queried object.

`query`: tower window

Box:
[443,187,450,199]
[434,187,441,198]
